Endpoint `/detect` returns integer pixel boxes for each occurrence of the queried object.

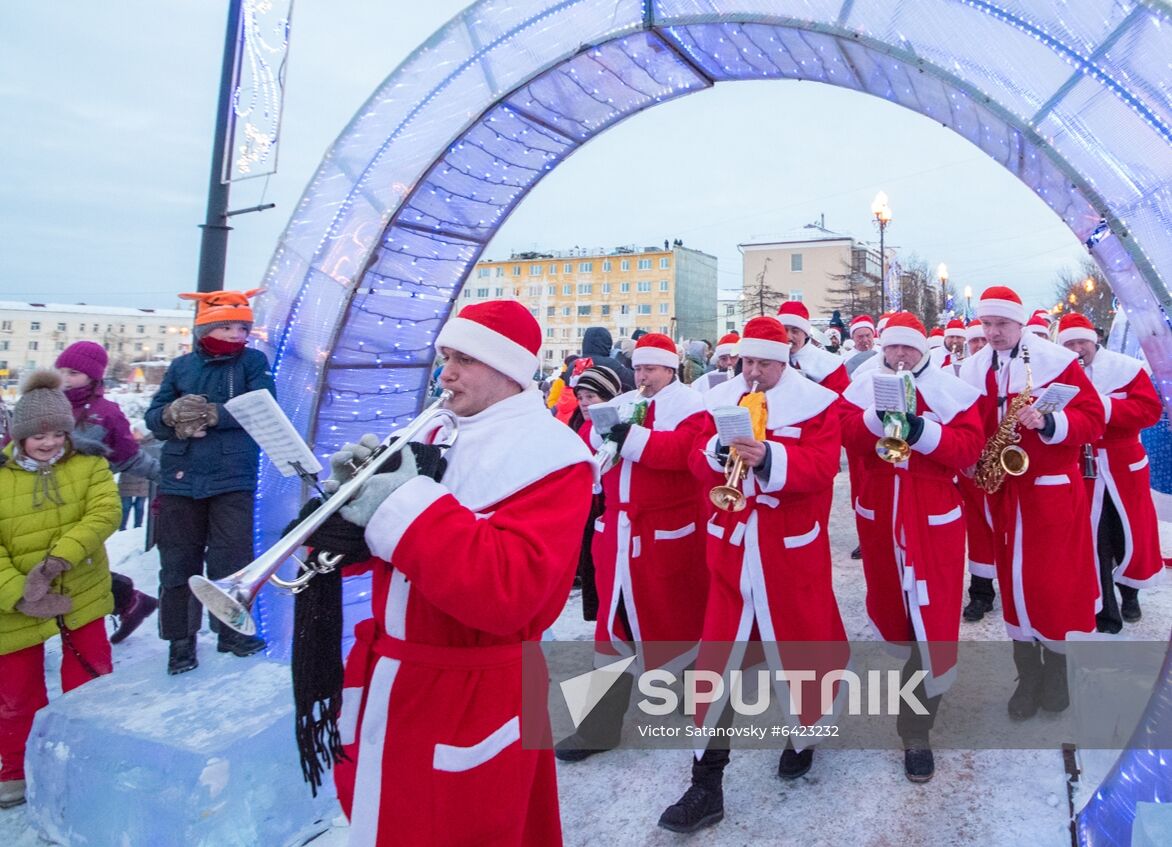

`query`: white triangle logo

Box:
[559,656,637,729]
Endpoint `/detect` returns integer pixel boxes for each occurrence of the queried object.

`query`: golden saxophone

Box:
[973,346,1032,494]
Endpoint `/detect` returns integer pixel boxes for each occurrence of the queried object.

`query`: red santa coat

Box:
[958,338,1105,642]
[791,341,850,396]
[1082,348,1165,588]
[333,390,593,847]
[842,360,984,694]
[959,474,997,580]
[585,379,710,670]
[687,369,849,738]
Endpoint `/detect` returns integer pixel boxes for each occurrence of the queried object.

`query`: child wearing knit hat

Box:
[144,289,276,675]
[55,341,161,645]
[0,371,122,810]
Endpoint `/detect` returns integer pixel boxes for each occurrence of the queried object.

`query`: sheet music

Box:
[587,404,620,436]
[223,390,323,477]
[712,406,752,446]
[1031,382,1078,415]
[872,374,909,414]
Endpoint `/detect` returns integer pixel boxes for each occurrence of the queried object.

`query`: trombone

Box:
[189,391,459,635]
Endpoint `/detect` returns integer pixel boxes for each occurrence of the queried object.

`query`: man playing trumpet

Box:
[656,317,848,834]
[842,312,984,782]
[957,286,1104,720]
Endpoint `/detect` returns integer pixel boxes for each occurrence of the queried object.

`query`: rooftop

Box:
[740,222,860,249]
[0,301,192,318]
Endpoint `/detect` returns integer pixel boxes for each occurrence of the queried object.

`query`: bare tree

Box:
[1053,257,1114,330]
[826,257,881,318]
[741,257,783,320]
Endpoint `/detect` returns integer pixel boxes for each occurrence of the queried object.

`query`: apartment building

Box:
[716,289,742,335]
[0,302,195,381]
[458,243,718,366]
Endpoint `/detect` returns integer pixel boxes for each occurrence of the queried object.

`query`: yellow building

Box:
[458,244,717,367]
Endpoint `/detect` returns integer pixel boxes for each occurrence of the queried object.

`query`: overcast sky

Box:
[0,1,1088,316]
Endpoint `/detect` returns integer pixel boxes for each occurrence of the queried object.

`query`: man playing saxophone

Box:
[957,286,1104,721]
[841,312,984,782]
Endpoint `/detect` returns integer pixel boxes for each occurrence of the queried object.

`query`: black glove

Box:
[608,423,632,451]
[284,498,371,565]
[1040,413,1057,440]
[377,442,448,483]
[904,414,925,446]
[714,442,731,463]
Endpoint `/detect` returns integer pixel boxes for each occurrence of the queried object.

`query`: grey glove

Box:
[17,592,73,619]
[23,556,71,602]
[321,433,381,495]
[339,448,419,527]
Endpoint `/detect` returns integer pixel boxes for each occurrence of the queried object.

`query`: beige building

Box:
[0,302,196,382]
[739,223,886,322]
[717,289,742,336]
[459,244,718,367]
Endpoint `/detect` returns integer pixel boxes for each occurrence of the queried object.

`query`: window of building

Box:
[529,308,540,318]
[56,322,66,331]
[528,285,541,296]
[578,283,592,295]
[577,305,591,316]
[463,288,472,298]
[616,326,628,337]
[725,303,735,315]
[637,258,652,270]
[659,280,669,291]
[602,260,612,272]
[637,304,652,315]
[661,326,669,334]
[495,267,504,277]
[0,321,8,331]
[659,257,670,269]
[136,325,144,334]
[0,341,7,351]
[791,253,803,272]
[475,267,487,278]
[561,328,570,339]
[0,361,6,370]
[92,324,99,332]
[563,263,572,274]
[29,322,40,331]
[28,341,38,350]
[476,287,489,297]
[530,264,541,275]
[659,303,669,314]
[544,349,554,359]
[601,305,610,316]
[620,305,630,315]
[637,281,651,292]
[562,306,571,316]
[157,342,165,352]
[494,287,504,297]
[549,264,558,274]
[543,285,552,295]
[547,306,556,317]
[789,290,804,301]
[511,265,521,276]
[159,326,166,334]
[119,324,126,333]
[620,282,630,293]
[726,321,737,331]
[620,259,630,271]
[55,341,65,351]
[546,327,555,338]
[576,327,585,338]
[578,262,593,273]
[601,283,611,294]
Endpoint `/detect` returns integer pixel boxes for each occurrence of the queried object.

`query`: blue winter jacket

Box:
[145,346,276,498]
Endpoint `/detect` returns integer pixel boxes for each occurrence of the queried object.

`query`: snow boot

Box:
[217,629,266,657]
[777,745,814,780]
[1008,641,1043,720]
[167,637,198,675]
[903,746,935,783]
[658,749,727,833]
[0,779,26,809]
[1120,587,1141,623]
[555,672,632,762]
[1040,647,1069,713]
[110,590,158,644]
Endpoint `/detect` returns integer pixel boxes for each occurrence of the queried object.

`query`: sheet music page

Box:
[587,404,620,436]
[223,390,323,477]
[708,371,731,387]
[872,374,909,414]
[1031,382,1079,415]
[712,406,752,446]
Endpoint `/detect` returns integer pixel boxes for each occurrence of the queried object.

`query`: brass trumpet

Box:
[709,381,759,512]
[875,363,913,463]
[189,391,459,635]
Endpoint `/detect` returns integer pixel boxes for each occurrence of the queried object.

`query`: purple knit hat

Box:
[55,341,108,383]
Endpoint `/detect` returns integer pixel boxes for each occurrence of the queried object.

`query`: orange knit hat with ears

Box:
[179,288,264,327]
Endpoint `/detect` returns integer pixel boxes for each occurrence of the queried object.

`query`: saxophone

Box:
[973,346,1033,494]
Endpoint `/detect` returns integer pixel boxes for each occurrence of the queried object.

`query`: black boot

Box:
[1040,647,1069,713]
[217,628,266,657]
[1008,641,1043,720]
[555,673,633,762]
[658,750,727,833]
[167,637,198,675]
[963,576,996,622]
[1120,586,1141,623]
[777,745,814,780]
[904,745,935,783]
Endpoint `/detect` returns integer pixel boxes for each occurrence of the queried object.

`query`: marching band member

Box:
[1058,313,1164,631]
[693,332,741,394]
[557,333,710,761]
[776,302,850,395]
[927,327,945,351]
[965,319,987,357]
[657,317,848,833]
[845,314,878,377]
[1025,314,1051,340]
[842,313,984,782]
[958,287,1104,720]
[931,318,968,373]
[327,301,594,847]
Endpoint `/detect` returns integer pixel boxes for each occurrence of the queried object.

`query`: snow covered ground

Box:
[2,472,1170,846]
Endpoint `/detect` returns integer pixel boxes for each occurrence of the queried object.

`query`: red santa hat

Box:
[738,316,790,361]
[976,285,1026,324]
[880,312,928,354]
[876,312,894,334]
[775,301,813,336]
[632,333,679,369]
[927,327,945,349]
[943,317,967,339]
[965,319,985,340]
[714,332,740,358]
[1025,314,1050,338]
[435,300,541,387]
[1031,308,1051,324]
[1056,312,1098,345]
[849,314,875,338]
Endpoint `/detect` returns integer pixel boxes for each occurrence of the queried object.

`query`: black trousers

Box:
[1094,494,1139,633]
[896,645,943,745]
[968,574,996,603]
[156,491,255,641]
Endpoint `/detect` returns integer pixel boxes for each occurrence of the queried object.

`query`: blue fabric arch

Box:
[248,4,1172,841]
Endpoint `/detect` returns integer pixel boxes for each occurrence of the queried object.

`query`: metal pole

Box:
[878,222,886,314]
[195,0,244,293]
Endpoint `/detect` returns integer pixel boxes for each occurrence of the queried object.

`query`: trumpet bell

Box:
[710,484,746,512]
[875,437,911,463]
[189,575,256,636]
[1000,445,1029,476]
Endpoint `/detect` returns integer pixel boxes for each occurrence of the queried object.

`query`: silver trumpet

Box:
[189,390,459,635]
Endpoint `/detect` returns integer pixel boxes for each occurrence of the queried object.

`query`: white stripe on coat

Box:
[433,716,520,772]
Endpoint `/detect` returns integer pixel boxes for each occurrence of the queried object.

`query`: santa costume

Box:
[776,301,849,395]
[694,332,741,394]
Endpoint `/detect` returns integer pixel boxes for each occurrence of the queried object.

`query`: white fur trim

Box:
[758,441,788,493]
[632,347,678,369]
[714,343,737,358]
[776,313,813,336]
[881,326,927,353]
[943,326,967,340]
[619,424,651,462]
[365,476,448,561]
[965,324,985,340]
[436,316,538,387]
[928,336,944,349]
[1038,410,1069,445]
[850,320,875,336]
[913,417,942,454]
[977,298,1025,324]
[1057,327,1097,345]
[738,337,790,361]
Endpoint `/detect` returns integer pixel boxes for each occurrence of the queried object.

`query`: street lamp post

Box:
[964,285,973,320]
[871,192,893,313]
[937,262,949,320]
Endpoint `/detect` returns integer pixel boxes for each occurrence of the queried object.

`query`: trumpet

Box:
[189,391,459,635]
[709,381,759,512]
[875,363,914,463]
